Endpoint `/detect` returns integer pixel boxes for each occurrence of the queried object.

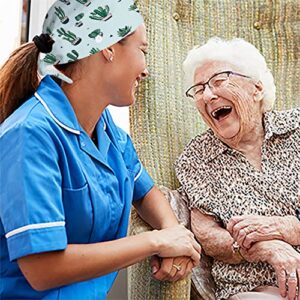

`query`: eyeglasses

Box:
[185,71,251,101]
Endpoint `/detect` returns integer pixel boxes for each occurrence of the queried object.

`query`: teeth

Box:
[211,106,231,118]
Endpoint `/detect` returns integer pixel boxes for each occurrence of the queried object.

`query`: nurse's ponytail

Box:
[0,42,39,123]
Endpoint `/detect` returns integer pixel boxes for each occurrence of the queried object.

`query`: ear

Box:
[253,80,264,102]
[101,47,115,62]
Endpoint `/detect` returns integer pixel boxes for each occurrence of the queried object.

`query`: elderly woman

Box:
[174,38,300,300]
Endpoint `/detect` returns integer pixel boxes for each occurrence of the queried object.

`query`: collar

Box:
[264,109,300,140]
[176,129,229,166]
[34,75,81,135]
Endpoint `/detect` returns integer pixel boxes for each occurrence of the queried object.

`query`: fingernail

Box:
[152,266,158,274]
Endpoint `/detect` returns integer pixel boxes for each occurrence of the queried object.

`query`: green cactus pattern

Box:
[57,28,82,45]
[45,27,52,35]
[118,26,132,37]
[89,6,112,21]
[75,0,91,7]
[129,3,138,11]
[54,7,69,24]
[75,13,84,21]
[90,48,100,55]
[59,0,70,5]
[88,29,103,39]
[43,54,58,64]
[40,1,140,69]
[67,50,79,62]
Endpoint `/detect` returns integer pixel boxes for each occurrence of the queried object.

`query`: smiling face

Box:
[104,23,149,107]
[194,60,264,145]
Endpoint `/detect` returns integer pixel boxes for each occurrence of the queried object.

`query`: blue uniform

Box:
[0,76,154,299]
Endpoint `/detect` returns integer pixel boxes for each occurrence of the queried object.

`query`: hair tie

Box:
[33,34,54,53]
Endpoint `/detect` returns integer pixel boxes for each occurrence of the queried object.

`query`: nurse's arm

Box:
[133,186,179,229]
[18,221,200,291]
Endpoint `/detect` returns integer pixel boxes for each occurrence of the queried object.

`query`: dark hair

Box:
[0,42,40,123]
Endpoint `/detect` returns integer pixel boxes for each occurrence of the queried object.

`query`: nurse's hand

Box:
[150,255,194,282]
[152,224,201,265]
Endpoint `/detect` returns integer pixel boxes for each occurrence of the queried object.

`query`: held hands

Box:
[227,215,300,249]
[150,255,194,282]
[153,224,201,266]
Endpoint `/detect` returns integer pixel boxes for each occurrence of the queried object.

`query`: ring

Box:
[287,272,297,279]
[172,264,182,271]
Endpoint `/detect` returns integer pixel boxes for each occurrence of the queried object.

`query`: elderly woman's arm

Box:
[227,215,300,249]
[191,208,243,264]
[241,239,300,300]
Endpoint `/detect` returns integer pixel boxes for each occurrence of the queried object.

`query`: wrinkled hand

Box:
[150,255,194,282]
[227,215,300,249]
[242,240,300,300]
[154,224,201,265]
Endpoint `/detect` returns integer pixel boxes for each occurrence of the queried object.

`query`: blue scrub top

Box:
[0,75,154,299]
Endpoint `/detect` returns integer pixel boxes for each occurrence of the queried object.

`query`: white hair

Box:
[183,37,276,112]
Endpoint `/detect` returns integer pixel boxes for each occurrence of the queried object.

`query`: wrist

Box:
[144,230,162,256]
[255,241,276,263]
[289,214,300,245]
[231,241,246,263]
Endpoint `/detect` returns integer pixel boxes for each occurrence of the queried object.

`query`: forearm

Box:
[280,216,300,245]
[18,231,157,291]
[134,186,179,229]
[196,225,242,264]
[191,210,243,264]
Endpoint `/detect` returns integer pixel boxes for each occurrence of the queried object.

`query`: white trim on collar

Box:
[34,92,81,135]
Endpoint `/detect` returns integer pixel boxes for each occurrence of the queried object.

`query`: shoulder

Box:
[0,97,61,155]
[264,108,300,138]
[175,129,223,172]
[1,96,57,137]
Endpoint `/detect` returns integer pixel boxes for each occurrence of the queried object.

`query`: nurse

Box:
[0,0,201,299]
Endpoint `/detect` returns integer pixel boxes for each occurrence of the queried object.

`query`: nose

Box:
[141,68,149,79]
[202,84,217,104]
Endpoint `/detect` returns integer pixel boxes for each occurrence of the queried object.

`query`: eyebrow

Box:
[141,42,149,47]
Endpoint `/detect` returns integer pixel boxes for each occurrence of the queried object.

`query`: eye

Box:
[142,49,148,55]
[194,87,204,95]
[212,78,226,87]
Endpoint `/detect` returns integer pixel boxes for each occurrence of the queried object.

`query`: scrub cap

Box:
[37,0,143,83]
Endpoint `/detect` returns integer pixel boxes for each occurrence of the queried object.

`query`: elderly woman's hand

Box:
[241,240,300,300]
[227,215,300,249]
[150,255,194,282]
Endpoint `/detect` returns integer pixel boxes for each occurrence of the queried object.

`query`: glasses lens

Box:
[194,85,205,97]
[210,73,229,88]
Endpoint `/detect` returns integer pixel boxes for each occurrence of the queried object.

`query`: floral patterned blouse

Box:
[175,108,300,300]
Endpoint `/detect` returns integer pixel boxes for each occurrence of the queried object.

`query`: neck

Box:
[230,119,265,155]
[61,79,108,137]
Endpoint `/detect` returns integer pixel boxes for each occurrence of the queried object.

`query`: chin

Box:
[216,126,240,140]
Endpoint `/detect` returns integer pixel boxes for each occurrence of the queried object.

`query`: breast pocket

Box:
[62,183,93,243]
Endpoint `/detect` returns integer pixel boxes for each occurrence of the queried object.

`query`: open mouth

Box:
[211,106,232,121]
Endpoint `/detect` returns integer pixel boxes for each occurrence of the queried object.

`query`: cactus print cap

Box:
[38,0,143,83]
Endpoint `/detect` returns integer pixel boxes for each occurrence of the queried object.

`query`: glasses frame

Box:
[185,70,251,100]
